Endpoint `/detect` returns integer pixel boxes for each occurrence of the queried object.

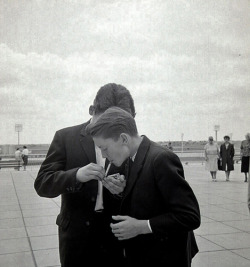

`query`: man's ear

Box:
[120,133,129,144]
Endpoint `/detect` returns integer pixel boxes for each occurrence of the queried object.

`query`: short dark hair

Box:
[86,107,138,140]
[224,135,230,140]
[89,83,136,118]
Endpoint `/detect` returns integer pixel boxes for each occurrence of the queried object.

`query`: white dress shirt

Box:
[94,145,105,211]
[22,148,29,155]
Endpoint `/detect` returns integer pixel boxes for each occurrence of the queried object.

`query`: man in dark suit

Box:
[248,169,250,212]
[34,84,136,267]
[220,135,235,181]
[86,107,201,267]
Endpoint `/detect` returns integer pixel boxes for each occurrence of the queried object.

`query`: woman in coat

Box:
[240,133,250,182]
[220,135,235,181]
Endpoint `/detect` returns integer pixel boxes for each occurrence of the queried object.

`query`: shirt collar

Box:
[131,152,137,162]
[130,136,144,161]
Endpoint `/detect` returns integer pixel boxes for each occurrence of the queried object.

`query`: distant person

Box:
[240,133,250,182]
[14,148,22,171]
[248,168,250,212]
[204,136,220,181]
[22,146,29,171]
[220,136,235,181]
[168,142,173,151]
[86,107,201,267]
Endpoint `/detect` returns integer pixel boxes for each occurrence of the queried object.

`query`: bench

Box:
[0,160,22,170]
[234,154,241,164]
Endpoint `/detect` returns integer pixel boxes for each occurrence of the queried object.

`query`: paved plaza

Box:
[0,163,249,267]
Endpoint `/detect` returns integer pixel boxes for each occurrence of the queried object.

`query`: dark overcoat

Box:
[120,136,201,266]
[220,143,235,171]
[34,121,124,267]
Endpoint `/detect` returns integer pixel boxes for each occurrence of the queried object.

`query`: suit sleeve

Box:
[34,131,82,198]
[149,152,200,234]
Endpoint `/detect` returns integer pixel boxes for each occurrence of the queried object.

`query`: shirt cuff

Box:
[147,220,153,233]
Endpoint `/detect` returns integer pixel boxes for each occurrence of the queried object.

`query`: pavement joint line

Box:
[198,235,230,251]
[10,171,38,267]
[0,217,23,221]
[29,171,61,209]
[200,207,247,214]
[197,230,243,237]
[0,250,31,256]
[220,221,250,234]
[201,215,249,223]
[0,232,58,240]
[32,248,58,252]
[0,236,29,241]
[197,248,250,261]
[229,248,250,261]
[31,246,59,250]
[29,234,58,238]
[197,249,231,253]
[24,220,55,225]
[200,234,250,257]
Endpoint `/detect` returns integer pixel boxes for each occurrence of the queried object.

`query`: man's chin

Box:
[111,161,122,167]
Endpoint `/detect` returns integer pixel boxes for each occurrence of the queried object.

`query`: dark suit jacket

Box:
[120,136,200,266]
[34,122,124,267]
[220,143,235,171]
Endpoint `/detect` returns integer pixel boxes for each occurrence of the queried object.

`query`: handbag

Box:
[218,158,222,170]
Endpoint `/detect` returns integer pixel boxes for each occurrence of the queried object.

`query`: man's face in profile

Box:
[93,135,130,167]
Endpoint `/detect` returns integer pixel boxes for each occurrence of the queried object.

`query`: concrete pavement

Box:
[0,163,249,267]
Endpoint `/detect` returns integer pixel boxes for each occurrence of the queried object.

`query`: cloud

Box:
[0,0,249,143]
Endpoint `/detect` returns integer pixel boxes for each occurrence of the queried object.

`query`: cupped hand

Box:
[76,163,105,183]
[103,174,126,195]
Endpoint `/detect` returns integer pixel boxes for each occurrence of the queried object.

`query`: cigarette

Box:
[105,163,111,178]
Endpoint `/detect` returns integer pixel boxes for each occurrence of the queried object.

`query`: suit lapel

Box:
[122,136,151,200]
[79,122,96,163]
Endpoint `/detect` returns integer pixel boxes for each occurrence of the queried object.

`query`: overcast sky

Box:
[0,0,249,145]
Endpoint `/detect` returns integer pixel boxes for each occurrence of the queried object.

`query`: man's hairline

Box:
[93,132,137,141]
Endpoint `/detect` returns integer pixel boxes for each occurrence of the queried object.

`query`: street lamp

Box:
[15,124,23,145]
[181,133,184,155]
[214,125,220,141]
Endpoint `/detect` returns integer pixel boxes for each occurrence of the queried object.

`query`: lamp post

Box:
[181,133,184,155]
[15,124,23,145]
[214,125,220,141]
